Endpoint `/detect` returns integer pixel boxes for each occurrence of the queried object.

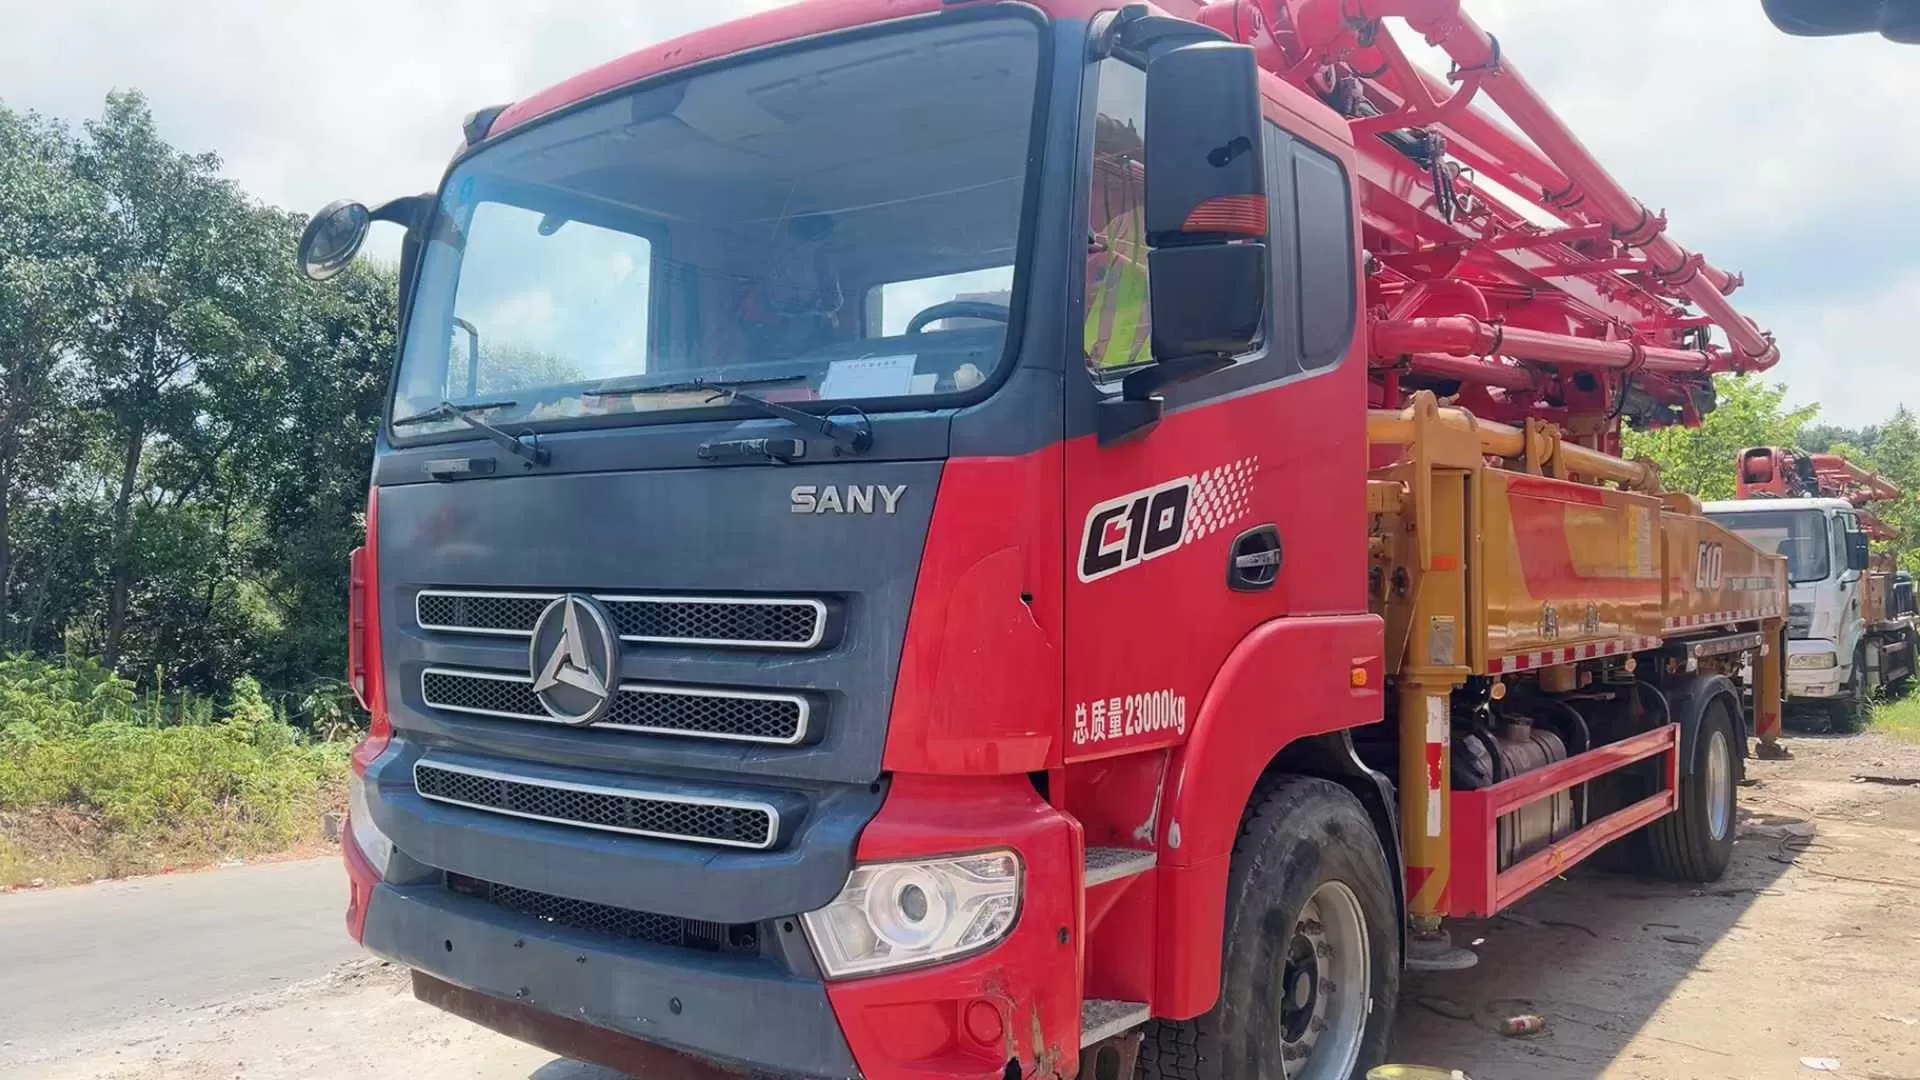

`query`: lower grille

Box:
[420,668,810,744]
[413,760,778,849]
[447,873,758,954]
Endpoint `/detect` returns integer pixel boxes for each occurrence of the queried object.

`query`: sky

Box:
[1,0,1914,427]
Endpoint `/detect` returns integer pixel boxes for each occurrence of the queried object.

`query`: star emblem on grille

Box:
[528,594,619,725]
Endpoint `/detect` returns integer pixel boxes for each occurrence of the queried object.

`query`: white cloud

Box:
[1766,271,1920,427]
[3,0,1911,423]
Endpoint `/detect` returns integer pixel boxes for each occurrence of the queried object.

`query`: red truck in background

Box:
[305,1,1790,1077]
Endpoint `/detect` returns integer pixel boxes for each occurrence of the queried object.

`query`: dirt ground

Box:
[1402,731,1920,1080]
[11,733,1920,1080]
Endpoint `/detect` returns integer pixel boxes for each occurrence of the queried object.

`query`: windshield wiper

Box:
[589,376,872,456]
[391,399,550,467]
[581,374,805,397]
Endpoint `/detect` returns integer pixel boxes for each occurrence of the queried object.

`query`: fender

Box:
[1151,613,1385,1018]
[1660,672,1745,781]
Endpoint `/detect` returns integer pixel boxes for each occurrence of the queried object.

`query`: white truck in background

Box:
[1705,447,1919,728]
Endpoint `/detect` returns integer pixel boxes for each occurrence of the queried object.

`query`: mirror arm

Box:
[1093,5,1227,62]
[1095,352,1237,447]
[1121,353,1235,399]
[370,194,432,230]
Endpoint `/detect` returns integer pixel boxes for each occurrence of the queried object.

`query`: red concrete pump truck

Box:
[304,1,1788,1077]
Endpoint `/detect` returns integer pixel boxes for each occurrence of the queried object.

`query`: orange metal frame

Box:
[1446,723,1679,918]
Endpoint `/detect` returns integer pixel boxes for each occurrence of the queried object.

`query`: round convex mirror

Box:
[297,200,372,281]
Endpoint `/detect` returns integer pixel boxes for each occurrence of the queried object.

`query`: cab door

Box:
[1059,57,1369,772]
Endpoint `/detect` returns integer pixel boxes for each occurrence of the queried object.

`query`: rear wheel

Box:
[1137,778,1398,1080]
[1645,698,1738,881]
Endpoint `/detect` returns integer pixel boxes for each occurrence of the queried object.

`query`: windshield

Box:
[1709,509,1833,584]
[392,16,1041,435]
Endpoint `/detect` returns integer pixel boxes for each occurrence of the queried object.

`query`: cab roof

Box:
[1701,497,1853,514]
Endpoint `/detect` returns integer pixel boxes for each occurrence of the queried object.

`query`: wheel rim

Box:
[1276,880,1370,1079]
[1705,727,1732,842]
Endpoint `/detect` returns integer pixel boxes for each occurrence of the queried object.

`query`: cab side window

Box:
[1084,59,1150,374]
[1263,124,1356,377]
[1078,66,1357,389]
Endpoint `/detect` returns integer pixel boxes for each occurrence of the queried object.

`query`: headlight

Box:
[1789,651,1838,670]
[1788,603,1813,619]
[347,772,394,876]
[801,851,1021,978]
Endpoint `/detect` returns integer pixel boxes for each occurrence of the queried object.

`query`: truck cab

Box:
[1704,497,1901,721]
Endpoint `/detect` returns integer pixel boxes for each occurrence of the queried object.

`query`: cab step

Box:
[1080,999,1151,1047]
[1083,846,1156,888]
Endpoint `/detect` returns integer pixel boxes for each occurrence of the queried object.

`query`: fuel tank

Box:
[1453,716,1574,868]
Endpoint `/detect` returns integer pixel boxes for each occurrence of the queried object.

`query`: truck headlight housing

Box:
[801,851,1021,978]
[347,772,394,877]
[1789,651,1838,670]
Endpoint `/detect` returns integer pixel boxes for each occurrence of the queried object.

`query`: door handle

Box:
[1228,525,1282,592]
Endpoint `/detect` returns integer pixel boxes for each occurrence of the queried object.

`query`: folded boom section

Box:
[1188,0,1779,447]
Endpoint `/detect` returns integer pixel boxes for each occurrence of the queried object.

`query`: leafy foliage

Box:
[0,93,385,879]
[1623,375,1819,501]
[0,656,347,885]
[0,92,393,708]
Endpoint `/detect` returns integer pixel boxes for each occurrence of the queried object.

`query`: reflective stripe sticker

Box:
[1425,696,1447,838]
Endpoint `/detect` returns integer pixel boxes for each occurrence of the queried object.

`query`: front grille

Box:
[413,761,778,849]
[446,873,759,954]
[416,592,550,637]
[420,669,810,744]
[416,590,826,649]
[603,596,823,648]
[608,686,806,742]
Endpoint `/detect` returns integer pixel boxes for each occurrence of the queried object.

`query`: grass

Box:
[1868,693,1920,743]
[0,656,353,888]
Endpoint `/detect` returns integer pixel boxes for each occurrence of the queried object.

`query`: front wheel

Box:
[1137,778,1399,1080]
[1829,648,1868,733]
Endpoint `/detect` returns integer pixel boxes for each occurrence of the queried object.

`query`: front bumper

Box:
[344,772,1083,1080]
[1786,639,1845,700]
[360,877,860,1078]
[1788,671,1843,698]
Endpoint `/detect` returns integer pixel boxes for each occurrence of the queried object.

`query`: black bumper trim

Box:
[363,882,859,1079]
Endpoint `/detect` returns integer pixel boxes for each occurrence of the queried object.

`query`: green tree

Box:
[0,106,102,640]
[0,91,395,702]
[1800,423,1880,455]
[70,91,261,668]
[1623,375,1819,501]
[1844,408,1920,573]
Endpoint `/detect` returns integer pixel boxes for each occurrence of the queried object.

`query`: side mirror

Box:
[1099,40,1267,445]
[297,200,372,281]
[1144,40,1267,359]
[1848,532,1871,572]
[1762,0,1920,42]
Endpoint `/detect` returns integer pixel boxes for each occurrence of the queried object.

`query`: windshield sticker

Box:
[819,355,917,399]
[1077,457,1259,583]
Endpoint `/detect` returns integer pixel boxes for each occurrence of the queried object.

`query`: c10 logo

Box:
[1078,478,1192,582]
[1695,541,1725,590]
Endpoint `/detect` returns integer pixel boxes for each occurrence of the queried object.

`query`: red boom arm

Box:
[1184,0,1779,447]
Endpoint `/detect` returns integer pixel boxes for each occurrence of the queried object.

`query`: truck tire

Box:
[1829,647,1868,733]
[1137,778,1398,1080]
[1644,697,1738,882]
